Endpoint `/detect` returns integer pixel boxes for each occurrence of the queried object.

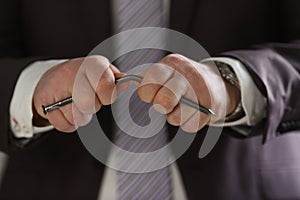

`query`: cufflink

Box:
[11,117,21,133]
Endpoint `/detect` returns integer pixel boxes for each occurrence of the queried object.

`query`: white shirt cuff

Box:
[10,59,67,138]
[202,57,266,131]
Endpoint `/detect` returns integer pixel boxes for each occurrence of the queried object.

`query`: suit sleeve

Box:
[222,41,300,142]
[0,0,46,153]
[221,0,300,142]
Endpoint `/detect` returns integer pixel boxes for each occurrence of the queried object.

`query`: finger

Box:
[181,111,209,133]
[73,70,102,114]
[167,102,209,133]
[161,54,211,104]
[83,57,117,105]
[71,104,93,127]
[47,109,76,133]
[109,64,121,74]
[166,82,200,126]
[114,72,126,79]
[166,103,197,127]
[34,84,72,119]
[58,103,75,125]
[59,103,93,127]
[137,63,174,103]
[33,92,54,119]
[153,73,188,114]
[95,68,117,105]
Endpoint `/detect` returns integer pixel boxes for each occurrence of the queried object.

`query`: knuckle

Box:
[47,74,62,88]
[83,56,110,78]
[59,62,76,78]
[185,67,198,78]
[149,63,169,74]
[162,54,185,66]
[85,55,109,68]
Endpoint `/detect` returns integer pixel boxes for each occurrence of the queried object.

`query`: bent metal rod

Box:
[42,75,215,116]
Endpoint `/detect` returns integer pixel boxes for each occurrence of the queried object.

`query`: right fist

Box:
[33,55,121,132]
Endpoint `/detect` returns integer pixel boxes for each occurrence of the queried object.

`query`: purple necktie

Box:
[113,0,173,199]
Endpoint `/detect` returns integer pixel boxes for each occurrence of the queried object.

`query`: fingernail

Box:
[114,72,126,79]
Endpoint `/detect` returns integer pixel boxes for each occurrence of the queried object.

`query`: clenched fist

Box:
[33,55,123,132]
[137,54,240,133]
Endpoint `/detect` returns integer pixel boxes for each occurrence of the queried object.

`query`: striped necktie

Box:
[113,0,173,199]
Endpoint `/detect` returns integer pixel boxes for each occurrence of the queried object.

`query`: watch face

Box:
[216,61,240,89]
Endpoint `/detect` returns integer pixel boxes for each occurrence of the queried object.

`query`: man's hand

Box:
[137,54,241,132]
[33,55,122,132]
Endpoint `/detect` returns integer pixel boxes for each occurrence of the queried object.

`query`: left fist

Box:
[137,54,240,132]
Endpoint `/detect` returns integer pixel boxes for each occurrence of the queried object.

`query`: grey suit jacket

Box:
[0,0,300,199]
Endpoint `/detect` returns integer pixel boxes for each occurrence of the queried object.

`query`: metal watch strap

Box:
[215,61,245,122]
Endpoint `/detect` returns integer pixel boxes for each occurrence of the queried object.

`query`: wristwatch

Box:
[215,61,245,122]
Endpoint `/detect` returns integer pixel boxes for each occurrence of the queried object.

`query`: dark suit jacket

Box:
[1,0,300,199]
